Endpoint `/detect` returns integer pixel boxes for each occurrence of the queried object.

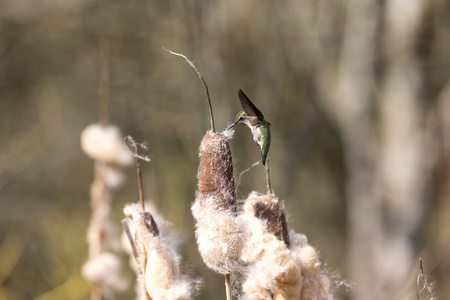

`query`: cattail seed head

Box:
[246,193,290,246]
[124,203,194,300]
[197,131,236,211]
[241,192,302,299]
[192,130,244,275]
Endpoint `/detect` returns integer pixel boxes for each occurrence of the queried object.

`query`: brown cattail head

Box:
[192,130,244,275]
[250,194,290,247]
[197,131,236,211]
[240,192,302,300]
[241,192,335,300]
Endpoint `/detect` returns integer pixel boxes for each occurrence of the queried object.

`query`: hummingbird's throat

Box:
[250,125,263,147]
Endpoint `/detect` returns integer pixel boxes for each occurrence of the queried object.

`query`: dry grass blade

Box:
[164,47,215,132]
[122,219,139,261]
[235,160,261,193]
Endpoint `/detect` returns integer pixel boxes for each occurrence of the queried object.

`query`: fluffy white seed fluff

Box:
[81,123,133,166]
[301,275,334,300]
[240,193,302,300]
[298,245,321,278]
[222,128,235,139]
[103,165,127,189]
[82,252,128,292]
[122,201,171,273]
[191,197,245,275]
[123,203,194,300]
[289,232,334,300]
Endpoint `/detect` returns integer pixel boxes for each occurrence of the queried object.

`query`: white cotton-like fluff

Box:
[289,231,309,248]
[123,203,195,300]
[222,128,235,139]
[123,202,171,237]
[242,254,302,300]
[240,201,288,263]
[103,165,127,189]
[144,243,193,300]
[300,275,334,300]
[240,194,302,300]
[298,245,321,278]
[191,197,245,275]
[289,232,333,300]
[82,252,128,292]
[81,123,133,166]
[122,201,171,272]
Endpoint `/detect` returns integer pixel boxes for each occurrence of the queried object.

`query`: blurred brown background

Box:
[0,0,449,299]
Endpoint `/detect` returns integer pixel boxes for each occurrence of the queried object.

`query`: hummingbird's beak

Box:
[226,121,238,131]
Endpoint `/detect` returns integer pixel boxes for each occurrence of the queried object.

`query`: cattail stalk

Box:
[166,48,243,299]
[88,163,109,300]
[122,137,194,300]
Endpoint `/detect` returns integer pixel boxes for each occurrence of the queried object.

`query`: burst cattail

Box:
[240,192,302,300]
[192,130,245,275]
[240,192,334,300]
[124,203,195,300]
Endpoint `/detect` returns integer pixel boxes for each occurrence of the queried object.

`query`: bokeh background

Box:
[0,0,449,299]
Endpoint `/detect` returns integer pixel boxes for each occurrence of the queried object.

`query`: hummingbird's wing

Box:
[238,89,264,120]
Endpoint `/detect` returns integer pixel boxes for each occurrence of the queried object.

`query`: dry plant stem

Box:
[99,37,110,127]
[164,48,215,132]
[122,219,139,261]
[91,284,102,300]
[235,161,261,193]
[88,163,110,300]
[136,158,145,210]
[225,274,232,300]
[124,135,151,210]
[416,258,431,300]
[416,258,422,300]
[265,158,272,195]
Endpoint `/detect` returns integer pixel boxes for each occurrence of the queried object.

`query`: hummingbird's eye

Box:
[239,116,243,121]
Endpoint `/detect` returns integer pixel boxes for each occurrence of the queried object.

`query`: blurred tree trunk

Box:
[378,1,433,298]
[315,0,436,299]
[317,0,382,298]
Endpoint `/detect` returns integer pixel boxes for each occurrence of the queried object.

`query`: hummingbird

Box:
[227,89,271,165]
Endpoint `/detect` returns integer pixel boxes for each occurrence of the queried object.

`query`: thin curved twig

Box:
[164,48,215,132]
